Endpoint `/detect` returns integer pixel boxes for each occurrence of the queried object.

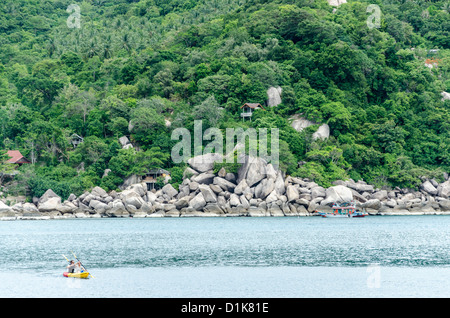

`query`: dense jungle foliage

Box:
[0,0,449,199]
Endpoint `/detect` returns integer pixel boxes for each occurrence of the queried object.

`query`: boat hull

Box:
[63,272,89,279]
[319,212,367,218]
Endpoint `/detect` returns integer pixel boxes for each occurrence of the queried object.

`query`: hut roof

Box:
[146,168,170,175]
[240,103,265,110]
[6,150,30,164]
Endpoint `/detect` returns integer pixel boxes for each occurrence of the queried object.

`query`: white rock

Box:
[189,193,207,210]
[234,179,248,195]
[199,184,218,203]
[286,185,300,202]
[255,178,275,199]
[162,184,178,199]
[0,201,13,213]
[438,180,450,198]
[119,136,130,147]
[188,153,223,173]
[213,177,236,192]
[274,173,285,195]
[91,186,108,198]
[267,86,282,107]
[38,197,62,212]
[321,185,353,206]
[237,156,267,187]
[290,114,330,140]
[421,181,438,196]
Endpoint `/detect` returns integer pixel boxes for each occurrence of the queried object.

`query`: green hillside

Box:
[0,0,449,200]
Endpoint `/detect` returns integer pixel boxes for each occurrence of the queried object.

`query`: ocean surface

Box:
[1,216,450,298]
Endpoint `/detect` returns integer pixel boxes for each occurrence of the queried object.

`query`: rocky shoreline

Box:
[1,154,449,220]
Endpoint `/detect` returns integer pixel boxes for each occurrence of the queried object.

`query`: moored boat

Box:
[63,271,89,279]
[316,201,367,218]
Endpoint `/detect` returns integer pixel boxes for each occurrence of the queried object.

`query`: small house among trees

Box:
[240,103,265,121]
[70,134,84,148]
[143,168,170,190]
[6,150,31,166]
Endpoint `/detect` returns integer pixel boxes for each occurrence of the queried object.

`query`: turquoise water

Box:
[1,216,450,297]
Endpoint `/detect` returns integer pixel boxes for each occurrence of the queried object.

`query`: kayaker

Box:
[67,260,77,273]
[75,261,84,273]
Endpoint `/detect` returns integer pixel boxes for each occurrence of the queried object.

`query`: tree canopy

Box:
[0,0,449,199]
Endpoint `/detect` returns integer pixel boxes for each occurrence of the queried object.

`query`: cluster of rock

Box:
[0,154,449,220]
[332,177,450,215]
[289,114,330,140]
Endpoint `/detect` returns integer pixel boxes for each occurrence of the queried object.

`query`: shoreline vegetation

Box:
[1,154,449,221]
[0,0,449,220]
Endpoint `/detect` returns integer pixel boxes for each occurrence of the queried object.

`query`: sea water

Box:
[0,216,450,298]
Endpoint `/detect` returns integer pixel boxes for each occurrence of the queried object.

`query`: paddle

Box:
[71,251,95,278]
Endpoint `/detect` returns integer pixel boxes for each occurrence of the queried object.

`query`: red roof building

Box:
[6,150,31,165]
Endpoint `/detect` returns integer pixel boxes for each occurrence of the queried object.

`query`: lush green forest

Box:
[0,0,449,200]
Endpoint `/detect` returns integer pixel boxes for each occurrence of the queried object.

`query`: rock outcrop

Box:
[267,86,282,107]
[289,114,330,140]
[1,153,449,220]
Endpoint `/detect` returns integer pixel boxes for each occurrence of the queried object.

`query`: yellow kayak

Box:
[63,272,89,279]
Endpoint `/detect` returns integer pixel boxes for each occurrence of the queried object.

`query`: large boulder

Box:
[22,203,39,214]
[0,201,13,213]
[229,193,241,207]
[312,124,330,140]
[213,177,236,192]
[203,203,225,215]
[199,184,217,203]
[267,86,282,107]
[89,199,109,214]
[119,136,130,147]
[188,153,223,173]
[311,186,326,199]
[38,197,62,212]
[438,180,450,198]
[237,156,267,187]
[363,199,382,210]
[129,184,146,197]
[91,186,108,198]
[59,201,77,214]
[162,184,178,199]
[327,0,347,6]
[286,185,300,202]
[289,115,330,140]
[175,197,190,210]
[189,192,207,210]
[254,178,275,199]
[321,185,353,206]
[421,181,438,196]
[274,173,285,195]
[265,190,279,204]
[346,181,374,193]
[38,189,60,205]
[265,164,277,180]
[107,200,128,217]
[439,199,450,211]
[191,172,215,185]
[371,190,388,201]
[234,179,249,195]
[121,189,145,210]
[0,205,16,219]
